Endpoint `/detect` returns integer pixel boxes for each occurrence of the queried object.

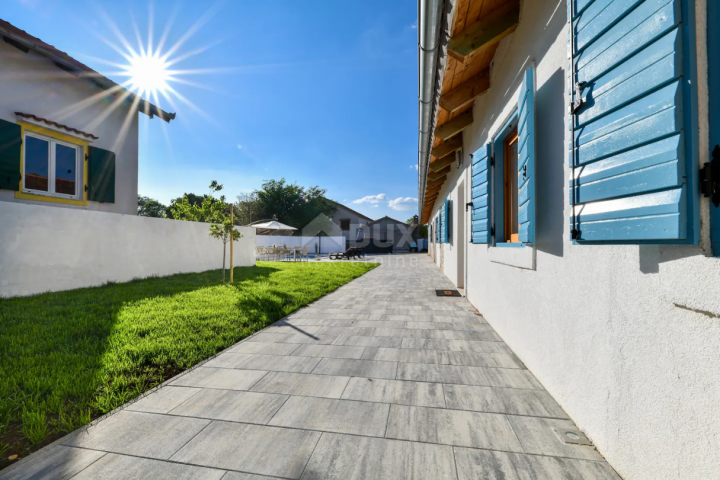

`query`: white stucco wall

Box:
[0,41,140,215]
[428,1,720,479]
[0,201,256,298]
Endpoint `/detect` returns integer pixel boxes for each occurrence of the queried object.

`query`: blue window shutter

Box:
[471,143,493,244]
[447,199,453,243]
[88,146,116,203]
[0,119,22,191]
[518,67,536,244]
[568,0,697,243]
[440,201,446,243]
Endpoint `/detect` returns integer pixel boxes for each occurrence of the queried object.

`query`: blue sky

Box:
[6,0,419,220]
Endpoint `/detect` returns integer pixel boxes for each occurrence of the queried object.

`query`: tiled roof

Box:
[0,18,175,122]
[16,112,99,140]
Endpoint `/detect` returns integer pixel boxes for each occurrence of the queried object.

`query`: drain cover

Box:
[554,427,592,446]
[435,289,461,297]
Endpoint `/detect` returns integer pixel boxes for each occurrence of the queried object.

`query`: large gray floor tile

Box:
[438,351,522,368]
[171,421,320,478]
[374,328,435,339]
[71,453,226,480]
[0,446,105,480]
[485,368,543,389]
[317,326,375,337]
[171,367,267,391]
[233,354,321,373]
[268,396,389,437]
[333,335,403,348]
[396,363,489,385]
[169,389,287,424]
[454,448,620,480]
[507,416,602,460]
[62,411,209,460]
[432,329,502,341]
[312,358,397,379]
[126,386,201,414]
[443,384,569,418]
[229,341,300,356]
[204,353,255,369]
[300,433,457,480]
[222,472,288,480]
[291,344,365,359]
[386,405,523,451]
[341,378,445,408]
[361,347,438,364]
[250,372,350,399]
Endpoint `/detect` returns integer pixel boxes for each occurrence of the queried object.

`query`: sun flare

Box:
[125,53,171,97]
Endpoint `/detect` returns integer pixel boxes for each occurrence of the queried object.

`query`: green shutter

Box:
[0,119,22,191]
[88,146,115,203]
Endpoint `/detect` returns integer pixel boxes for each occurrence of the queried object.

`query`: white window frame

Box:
[23,132,83,200]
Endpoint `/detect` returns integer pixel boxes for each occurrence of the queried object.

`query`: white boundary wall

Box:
[0,202,256,297]
[256,235,345,254]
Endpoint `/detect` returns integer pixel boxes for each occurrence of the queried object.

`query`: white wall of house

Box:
[0,41,139,215]
[0,201,256,297]
[428,1,720,479]
[331,203,372,242]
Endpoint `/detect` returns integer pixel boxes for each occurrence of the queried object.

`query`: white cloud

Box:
[372,205,379,208]
[388,197,418,211]
[409,165,418,170]
[353,193,389,204]
[410,21,417,29]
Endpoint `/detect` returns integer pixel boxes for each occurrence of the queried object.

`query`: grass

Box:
[0,260,377,466]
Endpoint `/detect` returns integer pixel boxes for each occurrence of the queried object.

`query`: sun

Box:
[125,53,171,97]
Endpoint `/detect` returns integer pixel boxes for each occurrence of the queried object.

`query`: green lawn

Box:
[0,260,377,462]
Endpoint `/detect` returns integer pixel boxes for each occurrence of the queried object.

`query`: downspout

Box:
[418,0,454,219]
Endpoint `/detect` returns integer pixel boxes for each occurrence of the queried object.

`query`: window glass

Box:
[55,143,77,195]
[25,136,49,192]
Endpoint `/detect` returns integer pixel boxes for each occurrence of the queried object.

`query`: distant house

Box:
[0,19,174,215]
[329,201,373,245]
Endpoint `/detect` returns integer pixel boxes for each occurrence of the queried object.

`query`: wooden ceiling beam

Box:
[447,1,520,63]
[430,135,463,159]
[435,110,473,141]
[426,184,442,196]
[428,164,451,181]
[427,176,445,189]
[440,69,490,114]
[429,152,456,172]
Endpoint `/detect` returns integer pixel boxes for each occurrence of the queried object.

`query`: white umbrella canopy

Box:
[249,220,297,230]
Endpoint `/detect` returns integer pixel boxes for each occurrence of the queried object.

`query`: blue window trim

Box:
[709,0,720,256]
[570,0,700,246]
[491,111,520,247]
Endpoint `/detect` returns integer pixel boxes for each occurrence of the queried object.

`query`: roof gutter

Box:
[417,0,453,219]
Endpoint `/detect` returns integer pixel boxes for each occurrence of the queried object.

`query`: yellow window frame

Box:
[15,121,90,206]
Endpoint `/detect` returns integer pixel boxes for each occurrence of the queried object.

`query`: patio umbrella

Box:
[248,220,297,236]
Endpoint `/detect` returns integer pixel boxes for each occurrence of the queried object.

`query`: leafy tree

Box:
[234,192,264,226]
[406,216,427,239]
[253,179,336,231]
[166,193,210,220]
[137,196,167,218]
[171,181,242,283]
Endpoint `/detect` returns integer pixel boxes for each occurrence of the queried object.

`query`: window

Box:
[503,128,519,243]
[340,219,350,231]
[23,132,82,200]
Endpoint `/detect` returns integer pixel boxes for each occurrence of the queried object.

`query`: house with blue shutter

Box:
[0,19,174,215]
[418,0,720,478]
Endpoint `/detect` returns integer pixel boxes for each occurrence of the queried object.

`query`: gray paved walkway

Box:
[1,254,620,480]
